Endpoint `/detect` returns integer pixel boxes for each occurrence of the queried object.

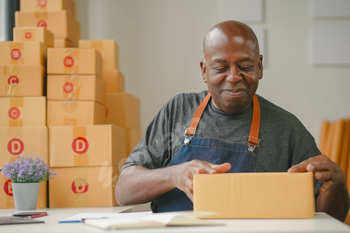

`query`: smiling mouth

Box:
[222,89,246,97]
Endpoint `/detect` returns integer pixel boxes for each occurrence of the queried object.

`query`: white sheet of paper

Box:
[59,211,152,222]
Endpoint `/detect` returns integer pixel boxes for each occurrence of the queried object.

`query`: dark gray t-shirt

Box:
[122,90,322,197]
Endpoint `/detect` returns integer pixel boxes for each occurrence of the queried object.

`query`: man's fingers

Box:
[306,162,333,173]
[288,160,309,173]
[315,171,333,181]
[210,163,231,173]
[319,180,334,194]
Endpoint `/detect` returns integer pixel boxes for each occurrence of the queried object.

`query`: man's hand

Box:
[288,155,349,222]
[287,155,345,194]
[169,160,231,201]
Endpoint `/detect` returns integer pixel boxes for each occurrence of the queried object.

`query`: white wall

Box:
[75,0,350,145]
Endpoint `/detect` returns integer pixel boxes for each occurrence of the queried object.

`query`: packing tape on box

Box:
[4,65,20,75]
[62,101,78,125]
[5,125,22,138]
[9,98,23,127]
[6,84,20,96]
[21,28,37,41]
[10,43,23,65]
[64,75,81,101]
[64,49,80,74]
[73,167,89,207]
[35,11,48,20]
[73,126,89,166]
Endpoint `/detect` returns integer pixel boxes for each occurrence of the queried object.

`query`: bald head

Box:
[203,20,260,58]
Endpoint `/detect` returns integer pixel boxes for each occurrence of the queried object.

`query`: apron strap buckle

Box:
[247,136,260,154]
[184,128,196,145]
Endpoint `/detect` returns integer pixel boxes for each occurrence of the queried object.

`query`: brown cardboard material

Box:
[102,69,125,92]
[0,41,47,66]
[49,125,127,167]
[13,27,54,47]
[125,128,142,155]
[0,126,48,166]
[54,38,76,48]
[0,65,45,97]
[20,0,76,17]
[0,97,46,127]
[47,75,106,105]
[105,93,141,129]
[193,172,315,219]
[79,40,119,69]
[0,177,47,209]
[47,48,102,77]
[49,166,119,207]
[47,100,105,126]
[15,11,80,45]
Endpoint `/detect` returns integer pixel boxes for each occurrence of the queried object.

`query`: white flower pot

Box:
[12,183,40,210]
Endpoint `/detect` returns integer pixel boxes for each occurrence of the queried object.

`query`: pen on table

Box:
[25,212,48,219]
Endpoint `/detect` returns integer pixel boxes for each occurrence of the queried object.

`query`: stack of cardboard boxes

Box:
[47,43,131,207]
[1,0,142,209]
[0,26,53,208]
[78,40,142,155]
[15,0,80,48]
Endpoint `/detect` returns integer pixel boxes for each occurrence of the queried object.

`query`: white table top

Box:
[0,205,349,233]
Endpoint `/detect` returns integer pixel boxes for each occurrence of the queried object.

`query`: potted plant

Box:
[1,154,57,210]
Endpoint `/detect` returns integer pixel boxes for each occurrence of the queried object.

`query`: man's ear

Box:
[258,55,263,80]
[200,60,208,83]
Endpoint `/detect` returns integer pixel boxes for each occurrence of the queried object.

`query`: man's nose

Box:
[226,67,242,83]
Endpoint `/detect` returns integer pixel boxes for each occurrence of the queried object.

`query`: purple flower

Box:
[0,154,58,183]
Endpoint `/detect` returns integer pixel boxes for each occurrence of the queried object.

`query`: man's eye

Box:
[213,67,227,73]
[239,66,252,71]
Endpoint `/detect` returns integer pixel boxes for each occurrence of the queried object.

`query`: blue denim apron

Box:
[156,93,261,212]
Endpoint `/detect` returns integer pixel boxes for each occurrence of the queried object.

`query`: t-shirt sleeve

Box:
[120,98,173,172]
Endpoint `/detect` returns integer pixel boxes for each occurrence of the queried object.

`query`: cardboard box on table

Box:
[49,125,127,207]
[105,93,141,129]
[0,41,47,66]
[47,75,106,105]
[20,0,76,17]
[47,100,105,126]
[102,69,125,92]
[0,177,47,209]
[0,97,46,127]
[13,27,54,47]
[125,128,142,155]
[47,48,102,77]
[54,38,76,48]
[193,172,315,219]
[15,11,80,45]
[79,40,119,69]
[0,65,45,97]
[49,166,119,207]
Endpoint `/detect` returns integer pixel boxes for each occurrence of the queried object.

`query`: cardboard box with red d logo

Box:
[48,125,127,207]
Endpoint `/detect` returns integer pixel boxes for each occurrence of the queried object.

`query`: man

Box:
[115,20,349,222]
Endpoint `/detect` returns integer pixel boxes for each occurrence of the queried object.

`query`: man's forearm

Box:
[316,183,350,222]
[115,165,176,206]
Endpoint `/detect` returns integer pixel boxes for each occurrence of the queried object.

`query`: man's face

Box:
[201,28,263,114]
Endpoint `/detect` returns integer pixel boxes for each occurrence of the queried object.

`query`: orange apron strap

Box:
[248,94,261,148]
[185,93,211,136]
[185,93,261,151]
